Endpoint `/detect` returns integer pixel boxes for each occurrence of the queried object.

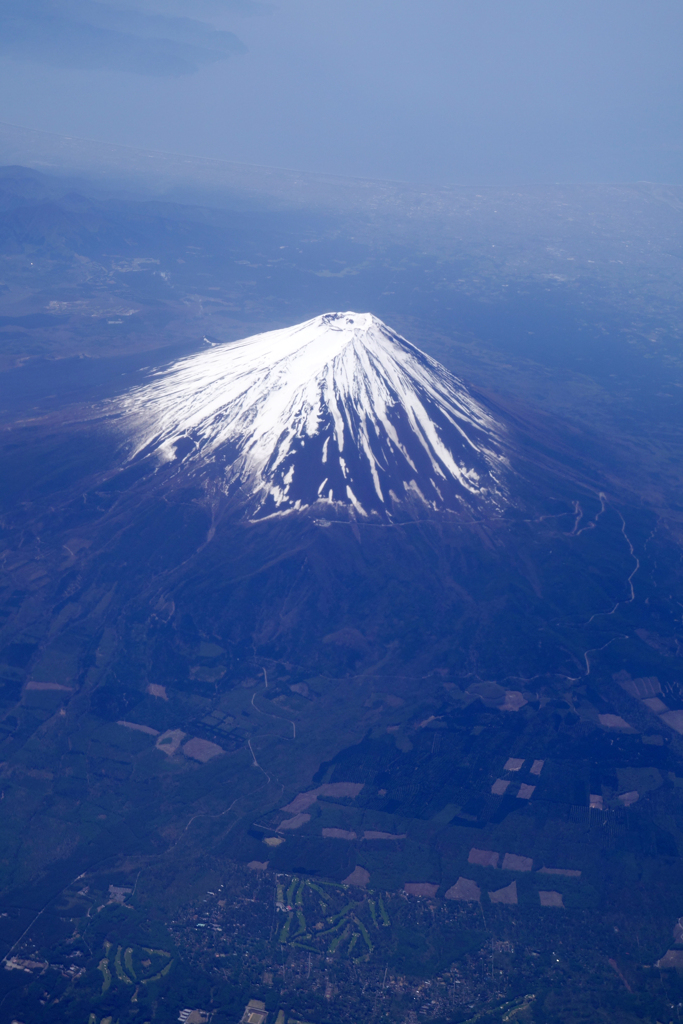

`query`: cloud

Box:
[0,0,247,77]
[125,0,270,14]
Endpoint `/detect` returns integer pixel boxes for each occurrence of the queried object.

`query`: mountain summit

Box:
[115,312,509,520]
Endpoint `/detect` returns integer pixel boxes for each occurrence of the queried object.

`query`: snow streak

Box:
[113,312,509,519]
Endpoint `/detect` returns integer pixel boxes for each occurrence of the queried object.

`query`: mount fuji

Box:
[114,312,510,521]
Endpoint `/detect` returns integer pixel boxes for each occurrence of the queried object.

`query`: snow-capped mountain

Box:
[114,312,509,520]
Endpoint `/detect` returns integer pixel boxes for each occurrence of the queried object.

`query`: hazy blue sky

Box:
[1,0,682,185]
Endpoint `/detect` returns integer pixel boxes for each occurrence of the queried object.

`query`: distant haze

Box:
[1,0,682,185]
